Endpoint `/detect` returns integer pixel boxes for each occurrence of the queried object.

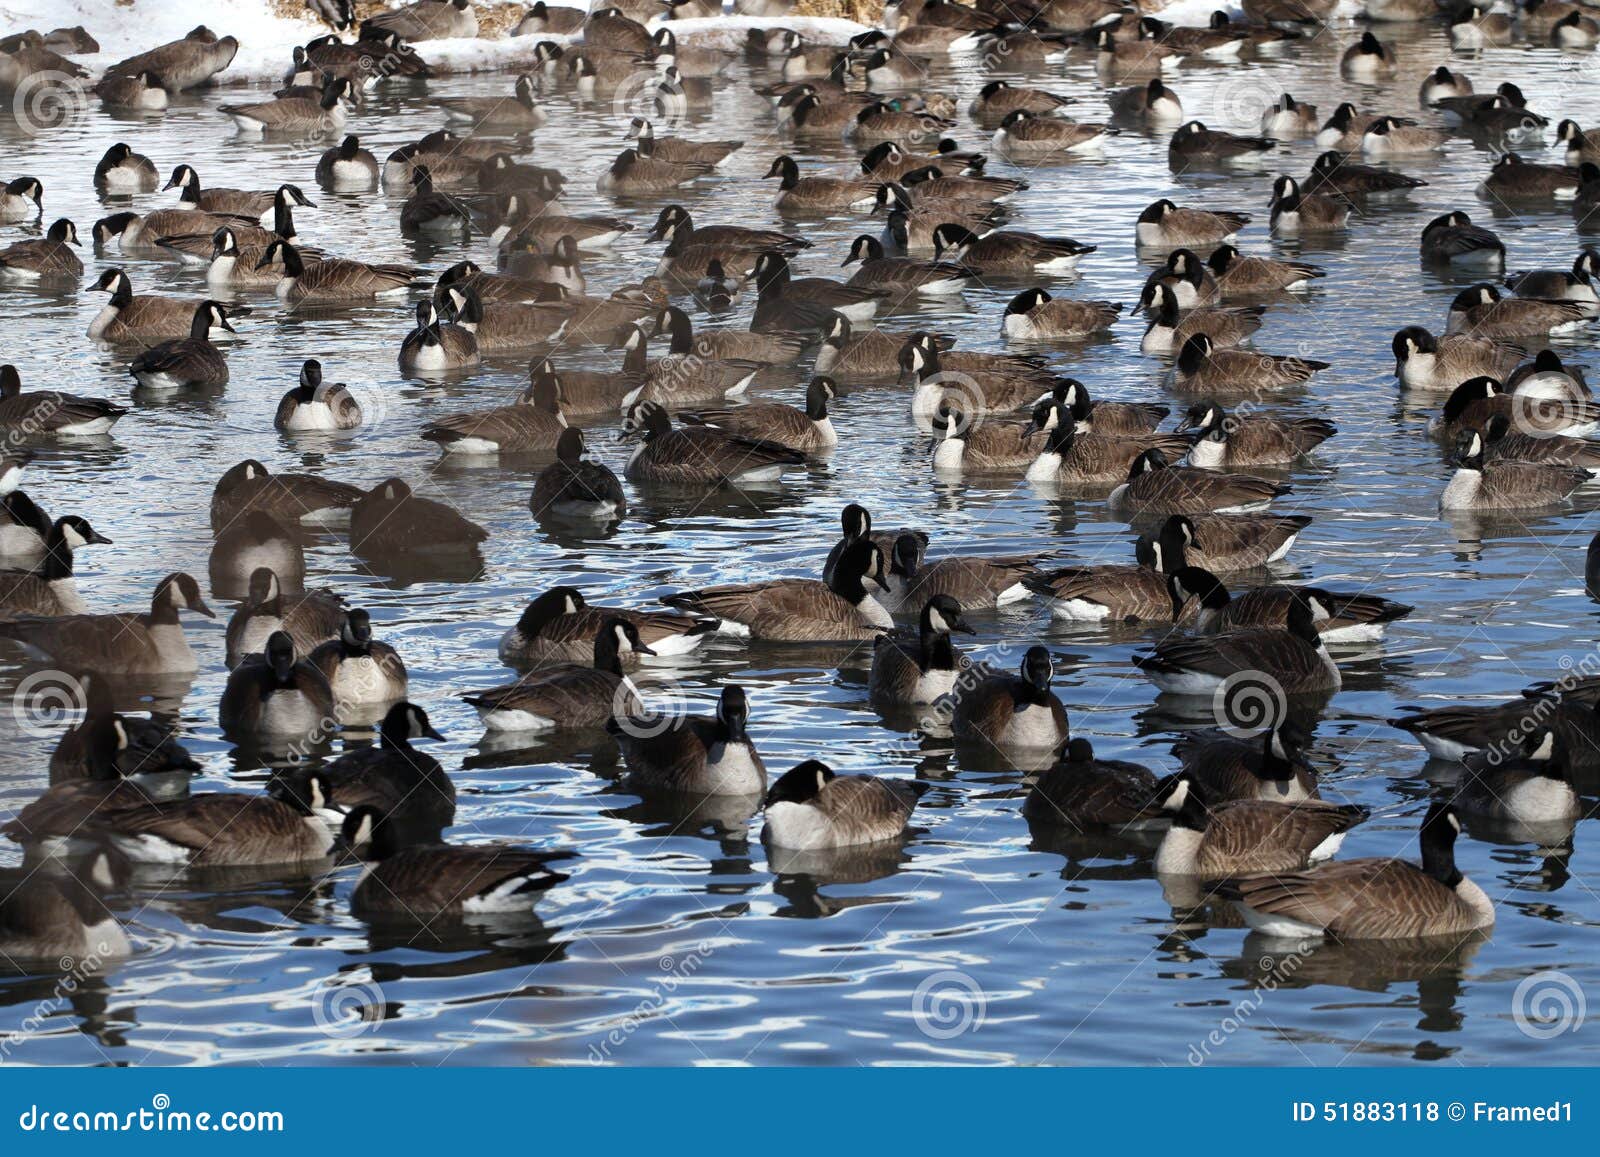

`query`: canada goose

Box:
[1142,247,1219,309]
[0,517,110,617]
[1478,153,1579,201]
[647,204,810,255]
[868,594,973,706]
[1181,404,1337,467]
[877,186,999,255]
[1552,10,1600,46]
[224,567,345,669]
[619,400,805,487]
[1025,407,1191,485]
[1139,200,1248,249]
[1206,244,1324,296]
[363,0,477,40]
[498,587,714,670]
[762,760,928,850]
[0,176,42,224]
[128,301,234,390]
[598,146,714,196]
[1267,175,1349,235]
[839,234,972,296]
[1476,413,1600,468]
[421,372,566,456]
[314,134,378,188]
[1577,163,1600,226]
[849,47,922,88]
[1171,333,1329,393]
[1448,11,1514,47]
[763,155,882,214]
[929,400,1049,472]
[343,806,571,917]
[999,288,1120,342]
[1173,566,1412,642]
[0,851,129,962]
[1305,151,1426,199]
[1340,30,1396,79]
[529,428,627,523]
[1506,249,1600,313]
[609,684,768,796]
[1109,77,1183,125]
[754,251,886,326]
[0,365,126,437]
[884,534,1044,612]
[219,630,337,739]
[436,73,546,129]
[680,378,839,455]
[1168,121,1274,169]
[1138,14,1248,56]
[0,572,213,674]
[274,359,362,432]
[1094,28,1178,74]
[1446,284,1591,339]
[1260,93,1318,139]
[1137,283,1263,355]
[1053,379,1168,438]
[517,2,587,35]
[500,235,585,295]
[1451,95,1548,146]
[1218,801,1493,940]
[1419,211,1504,270]
[162,165,276,219]
[933,225,1095,277]
[1420,66,1472,109]
[93,144,159,194]
[262,240,415,305]
[1112,448,1291,516]
[1523,0,1584,39]
[497,204,630,254]
[102,26,238,92]
[650,306,802,367]
[851,100,954,147]
[1432,376,1600,441]
[1023,738,1164,828]
[1175,727,1318,804]
[992,109,1114,155]
[220,76,356,134]
[1391,326,1521,392]
[84,268,196,344]
[610,323,761,409]
[211,459,362,530]
[903,341,1054,421]
[1147,512,1311,572]
[399,300,480,374]
[1154,778,1363,877]
[971,80,1074,122]
[1025,537,1185,624]
[194,227,287,290]
[0,453,46,558]
[436,261,559,306]
[307,701,453,830]
[209,510,304,600]
[307,609,408,709]
[812,313,940,380]
[1362,116,1447,157]
[151,182,315,266]
[948,645,1070,751]
[350,478,488,556]
[1556,120,1600,166]
[400,167,470,236]
[1441,429,1592,509]
[89,775,336,867]
[462,617,650,733]
[821,504,927,588]
[897,165,1027,208]
[1136,587,1340,696]
[0,218,81,281]
[663,539,891,641]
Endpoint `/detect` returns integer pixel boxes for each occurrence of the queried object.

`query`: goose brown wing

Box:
[1223,858,1469,939]
[1197,800,1363,875]
[355,845,571,915]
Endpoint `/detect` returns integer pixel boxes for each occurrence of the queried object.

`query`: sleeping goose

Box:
[662,539,892,641]
[0,572,213,674]
[620,401,806,486]
[1144,512,1311,572]
[1025,407,1191,485]
[499,586,714,668]
[93,143,159,193]
[211,459,363,529]
[1024,537,1186,624]
[530,428,629,522]
[88,775,337,867]
[1180,403,1337,466]
[1169,333,1329,393]
[1000,288,1121,341]
[461,617,651,733]
[883,534,1043,612]
[274,359,363,432]
[1217,802,1494,941]
[1111,449,1290,515]
[1175,727,1319,804]
[1022,738,1165,829]
[762,760,929,849]
[350,478,488,556]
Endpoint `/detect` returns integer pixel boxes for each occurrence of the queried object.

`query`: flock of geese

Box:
[1,0,1598,977]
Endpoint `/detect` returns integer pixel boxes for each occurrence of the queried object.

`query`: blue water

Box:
[0,16,1597,1066]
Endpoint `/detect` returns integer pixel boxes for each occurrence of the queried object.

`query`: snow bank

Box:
[0,0,1362,83]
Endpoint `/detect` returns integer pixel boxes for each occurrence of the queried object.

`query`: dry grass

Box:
[270,1,531,39]
[794,0,880,20]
